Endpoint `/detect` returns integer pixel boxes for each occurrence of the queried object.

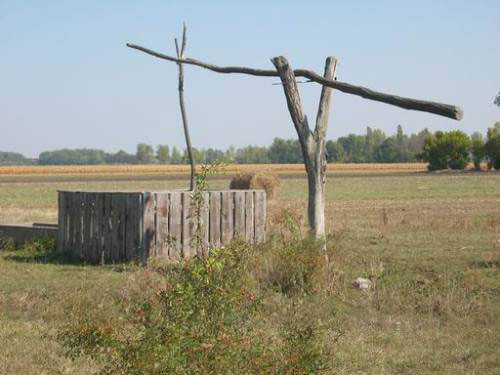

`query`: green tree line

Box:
[1,124,499,169]
[0,151,35,165]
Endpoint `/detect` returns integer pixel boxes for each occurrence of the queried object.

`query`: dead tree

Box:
[271,56,336,238]
[127,41,462,239]
[174,24,195,190]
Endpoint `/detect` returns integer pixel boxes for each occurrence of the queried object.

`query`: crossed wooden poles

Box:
[126,32,462,239]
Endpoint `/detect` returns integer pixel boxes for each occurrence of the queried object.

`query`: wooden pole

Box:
[175,24,195,190]
[126,43,463,120]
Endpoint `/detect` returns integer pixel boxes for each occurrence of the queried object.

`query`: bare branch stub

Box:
[126,43,463,120]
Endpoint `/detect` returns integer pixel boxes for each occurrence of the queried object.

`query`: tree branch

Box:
[126,43,463,120]
[271,56,314,168]
[314,56,337,138]
[174,26,195,190]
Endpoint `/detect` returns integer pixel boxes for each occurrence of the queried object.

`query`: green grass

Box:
[1,171,499,374]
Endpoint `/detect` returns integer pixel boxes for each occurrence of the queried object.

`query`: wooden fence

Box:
[57,190,266,263]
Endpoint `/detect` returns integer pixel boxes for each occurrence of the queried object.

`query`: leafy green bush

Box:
[419,130,471,171]
[59,238,336,374]
[484,122,500,170]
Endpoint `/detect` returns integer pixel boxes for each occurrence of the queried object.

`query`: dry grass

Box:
[0,171,499,373]
[229,171,281,199]
[0,163,428,176]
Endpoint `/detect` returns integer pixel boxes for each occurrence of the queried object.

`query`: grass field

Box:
[1,168,499,374]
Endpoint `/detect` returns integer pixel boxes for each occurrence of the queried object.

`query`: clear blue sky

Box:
[1,1,499,157]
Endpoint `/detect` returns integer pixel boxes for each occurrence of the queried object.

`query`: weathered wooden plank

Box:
[93,193,104,264]
[111,194,124,262]
[62,192,70,253]
[110,194,120,262]
[155,193,169,257]
[142,192,156,260]
[125,194,136,261]
[117,194,127,261]
[61,192,68,253]
[86,193,97,263]
[182,192,193,258]
[57,192,65,252]
[245,191,254,243]
[254,191,266,243]
[221,191,234,244]
[73,192,83,259]
[209,191,221,248]
[66,192,72,253]
[169,192,182,258]
[234,191,245,240]
[82,193,92,261]
[67,192,75,257]
[103,193,113,264]
[125,193,142,262]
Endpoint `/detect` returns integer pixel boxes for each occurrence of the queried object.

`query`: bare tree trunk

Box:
[175,24,195,190]
[271,56,337,238]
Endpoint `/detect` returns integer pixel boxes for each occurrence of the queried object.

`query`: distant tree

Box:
[0,151,31,165]
[420,130,471,170]
[364,127,386,162]
[470,132,486,170]
[205,148,226,164]
[325,140,344,162]
[185,147,206,164]
[136,143,156,164]
[225,146,237,164]
[395,124,411,162]
[374,137,400,163]
[235,145,270,164]
[337,134,366,163]
[494,92,500,106]
[156,145,170,164]
[268,138,302,163]
[170,146,183,164]
[484,122,500,169]
[406,128,431,161]
[39,148,106,165]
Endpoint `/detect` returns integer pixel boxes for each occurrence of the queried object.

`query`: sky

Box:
[1,1,499,157]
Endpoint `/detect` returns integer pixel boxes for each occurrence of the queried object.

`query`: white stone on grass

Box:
[353,277,372,290]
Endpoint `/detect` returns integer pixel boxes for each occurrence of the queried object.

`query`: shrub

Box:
[484,122,500,170]
[59,238,335,374]
[420,130,471,171]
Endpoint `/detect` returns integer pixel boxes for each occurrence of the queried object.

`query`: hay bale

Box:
[230,172,281,200]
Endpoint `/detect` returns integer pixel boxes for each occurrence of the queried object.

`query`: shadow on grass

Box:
[470,259,500,269]
[1,238,135,270]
